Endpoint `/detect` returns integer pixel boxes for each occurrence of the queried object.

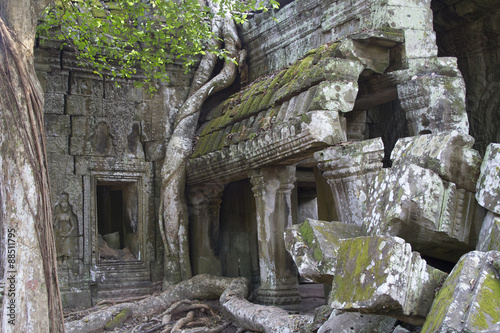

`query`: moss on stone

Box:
[421,259,465,333]
[104,307,132,330]
[469,272,500,330]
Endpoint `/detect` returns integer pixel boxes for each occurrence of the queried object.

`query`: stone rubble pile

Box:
[286,140,500,332]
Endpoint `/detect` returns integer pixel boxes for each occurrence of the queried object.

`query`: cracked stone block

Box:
[477,212,500,252]
[318,310,397,333]
[284,219,362,284]
[329,235,446,325]
[476,143,500,214]
[421,251,500,333]
[391,131,482,192]
[364,164,478,261]
[397,74,469,136]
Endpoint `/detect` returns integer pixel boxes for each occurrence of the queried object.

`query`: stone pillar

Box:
[249,166,301,310]
[187,182,224,276]
[315,138,384,226]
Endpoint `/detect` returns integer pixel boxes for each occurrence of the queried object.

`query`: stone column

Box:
[187,182,224,276]
[315,138,384,226]
[249,166,301,311]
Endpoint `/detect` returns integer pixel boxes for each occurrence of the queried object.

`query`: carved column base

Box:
[257,286,302,311]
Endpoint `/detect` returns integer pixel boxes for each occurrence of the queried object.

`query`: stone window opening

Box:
[96,181,139,262]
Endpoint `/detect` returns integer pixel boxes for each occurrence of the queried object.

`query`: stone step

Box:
[95,285,153,303]
[97,260,148,271]
[96,269,150,282]
[97,280,152,290]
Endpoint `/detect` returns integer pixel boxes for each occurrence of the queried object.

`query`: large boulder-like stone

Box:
[364,164,478,261]
[477,212,500,252]
[391,131,482,193]
[421,251,500,333]
[284,219,362,284]
[317,310,397,333]
[476,143,500,215]
[329,236,446,325]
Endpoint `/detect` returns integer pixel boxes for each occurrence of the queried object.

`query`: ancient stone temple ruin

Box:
[37,0,500,331]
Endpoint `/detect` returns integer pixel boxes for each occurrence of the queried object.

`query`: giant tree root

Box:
[64,274,313,333]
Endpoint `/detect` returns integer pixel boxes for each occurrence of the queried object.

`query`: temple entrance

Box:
[96,182,140,261]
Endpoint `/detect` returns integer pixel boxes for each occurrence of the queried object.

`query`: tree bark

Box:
[159,2,241,285]
[0,0,64,331]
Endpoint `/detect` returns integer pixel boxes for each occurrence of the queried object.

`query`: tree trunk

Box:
[0,0,64,331]
[159,2,241,285]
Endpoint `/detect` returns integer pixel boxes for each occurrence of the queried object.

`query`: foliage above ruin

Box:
[37,0,279,86]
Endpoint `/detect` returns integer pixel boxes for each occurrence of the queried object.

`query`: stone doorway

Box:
[96,181,139,262]
[84,164,154,304]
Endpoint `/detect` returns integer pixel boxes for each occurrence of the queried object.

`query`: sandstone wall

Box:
[35,41,193,306]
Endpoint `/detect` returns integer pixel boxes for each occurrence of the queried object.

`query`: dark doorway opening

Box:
[97,182,139,261]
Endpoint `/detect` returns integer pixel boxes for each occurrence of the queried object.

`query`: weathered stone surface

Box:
[476,143,500,214]
[364,164,478,261]
[187,183,224,276]
[317,310,397,333]
[397,74,469,136]
[315,138,384,226]
[477,212,500,252]
[421,251,500,333]
[391,131,482,192]
[434,6,500,155]
[308,79,361,113]
[43,93,65,114]
[284,219,362,284]
[144,141,165,162]
[242,0,437,80]
[329,235,446,325]
[187,110,345,185]
[44,114,71,137]
[250,166,301,309]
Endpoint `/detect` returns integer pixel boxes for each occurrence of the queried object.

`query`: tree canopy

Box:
[37,0,279,86]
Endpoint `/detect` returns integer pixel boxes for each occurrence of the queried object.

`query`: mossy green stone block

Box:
[422,251,500,333]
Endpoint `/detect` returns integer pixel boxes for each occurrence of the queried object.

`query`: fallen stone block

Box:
[364,164,479,261]
[397,74,469,136]
[329,235,447,325]
[476,143,500,215]
[391,131,482,192]
[284,219,362,284]
[317,310,397,333]
[477,212,500,252]
[421,251,500,333]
